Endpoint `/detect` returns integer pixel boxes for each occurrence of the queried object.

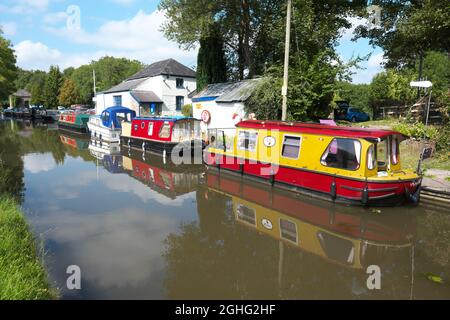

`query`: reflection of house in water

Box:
[204,171,416,269]
[121,149,204,199]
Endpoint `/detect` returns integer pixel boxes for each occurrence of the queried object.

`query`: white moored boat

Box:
[88,106,136,143]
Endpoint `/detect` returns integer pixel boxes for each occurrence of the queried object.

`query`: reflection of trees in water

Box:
[162,187,420,299]
[0,123,25,203]
[0,121,69,202]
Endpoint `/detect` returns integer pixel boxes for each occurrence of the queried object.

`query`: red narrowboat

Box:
[205,120,422,206]
[121,117,204,156]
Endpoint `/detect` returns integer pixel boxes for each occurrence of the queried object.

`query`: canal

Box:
[1,119,450,299]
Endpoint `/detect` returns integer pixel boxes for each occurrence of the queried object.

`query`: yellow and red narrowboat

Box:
[121,116,204,156]
[58,111,90,133]
[204,120,422,206]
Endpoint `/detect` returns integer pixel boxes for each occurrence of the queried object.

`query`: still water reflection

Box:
[1,119,450,299]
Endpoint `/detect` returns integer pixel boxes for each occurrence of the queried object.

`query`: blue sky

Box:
[0,0,384,83]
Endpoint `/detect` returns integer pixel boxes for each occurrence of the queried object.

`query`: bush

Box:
[392,122,439,140]
[182,104,193,117]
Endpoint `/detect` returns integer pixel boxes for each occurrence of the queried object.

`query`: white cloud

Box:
[367,52,386,68]
[44,9,197,67]
[111,0,136,5]
[43,11,68,25]
[2,0,50,14]
[0,21,17,36]
[24,153,57,173]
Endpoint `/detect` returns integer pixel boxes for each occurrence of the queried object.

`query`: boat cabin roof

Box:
[236,120,406,140]
[103,106,136,115]
[133,116,200,123]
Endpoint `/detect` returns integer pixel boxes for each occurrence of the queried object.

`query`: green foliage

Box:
[335,82,371,114]
[0,197,56,300]
[43,66,63,109]
[369,69,416,108]
[196,24,227,90]
[0,30,18,102]
[181,104,193,117]
[28,71,47,106]
[355,0,450,68]
[392,121,439,140]
[58,79,80,107]
[69,56,142,105]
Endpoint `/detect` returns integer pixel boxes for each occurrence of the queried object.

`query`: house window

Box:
[320,138,361,171]
[113,95,122,106]
[282,135,301,159]
[176,96,184,111]
[238,131,258,152]
[176,78,184,89]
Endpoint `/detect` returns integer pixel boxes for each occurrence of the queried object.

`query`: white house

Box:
[94,59,197,116]
[192,78,261,134]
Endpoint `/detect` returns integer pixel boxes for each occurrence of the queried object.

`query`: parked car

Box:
[335,105,370,122]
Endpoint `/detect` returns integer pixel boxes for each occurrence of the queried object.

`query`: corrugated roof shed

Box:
[14,89,31,98]
[193,78,262,103]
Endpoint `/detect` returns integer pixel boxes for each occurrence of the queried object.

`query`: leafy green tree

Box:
[43,65,63,109]
[355,0,450,68]
[196,24,227,90]
[59,79,80,107]
[27,71,47,106]
[0,30,18,103]
[335,82,371,114]
[369,69,415,109]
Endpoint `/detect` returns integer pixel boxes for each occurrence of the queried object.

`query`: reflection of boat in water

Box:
[89,141,124,174]
[59,131,90,150]
[89,141,121,159]
[122,149,204,199]
[203,171,416,269]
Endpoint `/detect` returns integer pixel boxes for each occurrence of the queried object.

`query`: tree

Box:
[59,79,80,107]
[27,71,47,106]
[355,0,450,68]
[43,65,63,109]
[335,82,371,114]
[0,30,18,103]
[196,24,228,90]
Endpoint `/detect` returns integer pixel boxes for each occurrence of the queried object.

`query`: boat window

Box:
[391,136,399,165]
[238,131,258,152]
[377,139,388,167]
[367,144,376,170]
[280,219,297,243]
[317,231,355,265]
[282,135,301,159]
[321,138,361,170]
[148,122,154,136]
[141,121,145,129]
[101,112,110,124]
[159,122,171,138]
[236,203,256,226]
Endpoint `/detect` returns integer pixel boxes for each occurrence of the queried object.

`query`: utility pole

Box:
[93,69,97,96]
[281,0,292,121]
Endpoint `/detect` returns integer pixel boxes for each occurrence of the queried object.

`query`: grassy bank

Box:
[0,197,56,300]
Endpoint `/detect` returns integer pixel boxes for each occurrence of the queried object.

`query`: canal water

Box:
[1,119,450,299]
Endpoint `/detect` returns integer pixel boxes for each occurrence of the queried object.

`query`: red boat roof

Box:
[236,120,404,140]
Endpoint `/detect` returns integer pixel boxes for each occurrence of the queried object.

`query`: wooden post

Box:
[281,0,292,121]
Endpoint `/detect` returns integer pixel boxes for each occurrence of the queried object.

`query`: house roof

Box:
[127,58,196,81]
[192,78,261,103]
[236,120,406,140]
[102,78,147,94]
[130,91,163,103]
[14,89,31,98]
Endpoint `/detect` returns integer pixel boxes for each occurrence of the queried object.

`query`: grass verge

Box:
[0,197,56,300]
